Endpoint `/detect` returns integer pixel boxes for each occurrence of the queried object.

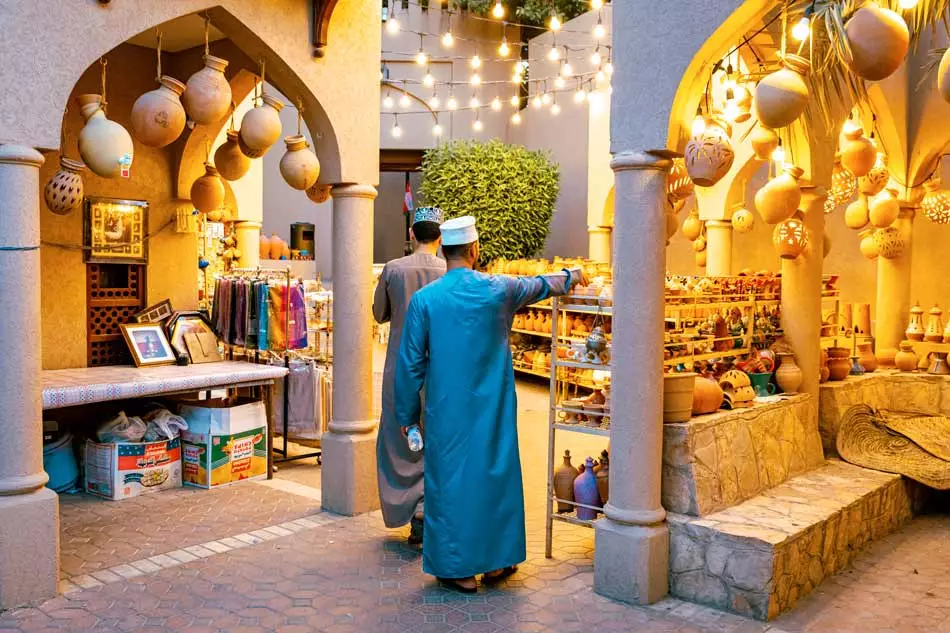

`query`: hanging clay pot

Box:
[279,135,321,190]
[240,93,284,155]
[825,156,858,213]
[873,226,906,259]
[130,75,187,148]
[775,352,803,393]
[44,157,85,215]
[840,127,876,177]
[682,209,703,241]
[858,154,889,196]
[573,457,600,520]
[693,235,707,253]
[595,452,609,506]
[76,94,134,179]
[869,188,899,228]
[684,119,734,187]
[922,181,950,224]
[755,165,803,224]
[844,4,909,82]
[751,126,779,160]
[214,130,251,181]
[553,450,578,513]
[895,340,918,372]
[307,182,332,204]
[191,163,225,214]
[695,249,707,268]
[938,48,950,104]
[668,158,694,203]
[260,234,272,260]
[845,195,870,230]
[754,54,810,129]
[732,207,754,234]
[859,229,879,260]
[692,377,724,415]
[773,215,808,259]
[182,55,232,125]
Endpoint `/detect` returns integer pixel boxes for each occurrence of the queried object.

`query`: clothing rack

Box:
[220,266,321,467]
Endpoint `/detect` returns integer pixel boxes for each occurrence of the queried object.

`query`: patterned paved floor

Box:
[2,382,950,632]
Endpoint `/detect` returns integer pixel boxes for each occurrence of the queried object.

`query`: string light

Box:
[772,142,786,166]
[532,95,543,109]
[492,1,505,19]
[604,60,614,76]
[547,45,560,61]
[400,93,411,108]
[391,114,402,138]
[470,95,480,108]
[591,47,602,66]
[429,92,441,108]
[561,61,573,77]
[442,30,454,47]
[554,75,566,89]
[432,121,443,136]
[447,94,458,110]
[386,15,400,35]
[691,115,706,137]
[596,68,606,82]
[574,86,587,103]
[471,72,482,85]
[549,13,562,31]
[591,0,604,9]
[383,92,394,109]
[491,96,502,110]
[499,37,510,57]
[594,19,606,39]
[510,94,520,107]
[511,112,522,124]
[471,54,482,69]
[792,17,810,41]
[899,0,919,7]
[541,92,552,105]
[416,35,428,65]
[473,116,483,132]
[423,70,435,87]
[551,100,561,116]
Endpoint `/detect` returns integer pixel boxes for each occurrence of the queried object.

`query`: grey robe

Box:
[373,252,446,527]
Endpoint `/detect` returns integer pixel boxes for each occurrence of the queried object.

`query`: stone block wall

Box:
[662,395,825,516]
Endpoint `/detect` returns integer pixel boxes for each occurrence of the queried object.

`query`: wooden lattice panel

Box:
[86,264,146,367]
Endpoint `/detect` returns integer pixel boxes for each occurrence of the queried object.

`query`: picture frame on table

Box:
[120,323,177,368]
[134,299,174,325]
[166,311,219,361]
[83,197,148,264]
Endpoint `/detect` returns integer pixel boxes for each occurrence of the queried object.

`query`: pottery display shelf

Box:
[819,287,857,348]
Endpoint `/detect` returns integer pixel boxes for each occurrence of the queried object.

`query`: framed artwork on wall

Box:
[84,197,148,264]
[120,323,176,367]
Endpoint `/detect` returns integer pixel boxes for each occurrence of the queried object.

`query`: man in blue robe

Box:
[393,216,583,592]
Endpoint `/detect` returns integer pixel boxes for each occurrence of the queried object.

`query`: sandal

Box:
[438,577,478,593]
[482,566,518,583]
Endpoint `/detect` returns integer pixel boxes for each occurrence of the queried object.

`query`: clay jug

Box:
[895,341,918,372]
[279,136,321,190]
[542,313,552,334]
[692,377,724,415]
[859,155,889,196]
[307,182,331,204]
[840,127,876,177]
[76,94,134,179]
[859,228,878,260]
[755,165,803,224]
[595,452,609,506]
[682,209,703,241]
[191,164,225,214]
[869,188,899,228]
[926,305,944,342]
[130,75,187,148]
[553,450,578,513]
[240,93,284,153]
[844,4,909,81]
[44,157,85,215]
[214,130,251,181]
[858,343,878,373]
[182,55,231,125]
[684,119,734,187]
[754,54,810,129]
[938,48,950,104]
[573,457,600,520]
[873,227,906,259]
[845,195,870,230]
[775,352,803,393]
[751,126,779,160]
[827,347,851,381]
[259,234,272,260]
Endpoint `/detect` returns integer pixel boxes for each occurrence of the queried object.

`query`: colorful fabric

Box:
[288,283,308,350]
[257,281,270,352]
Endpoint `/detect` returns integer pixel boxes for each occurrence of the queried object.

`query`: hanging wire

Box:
[204,14,211,56]
[42,216,177,253]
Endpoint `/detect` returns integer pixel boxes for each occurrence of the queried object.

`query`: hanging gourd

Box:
[307,182,332,204]
[215,129,251,181]
[938,48,950,104]
[845,195,870,230]
[922,180,950,224]
[240,92,284,157]
[755,165,803,224]
[693,234,707,253]
[859,229,879,260]
[873,226,906,259]
[858,153,888,196]
[731,207,754,234]
[182,20,231,125]
[667,157,694,203]
[840,126,876,177]
[844,4,909,82]
[824,155,857,213]
[682,209,703,241]
[754,54,810,129]
[732,84,753,123]
[130,33,186,148]
[279,135,321,190]
[684,117,734,187]
[868,187,899,228]
[772,214,808,259]
[77,92,134,179]
[751,126,779,160]
[191,163,225,214]
[695,249,707,268]
[44,157,85,215]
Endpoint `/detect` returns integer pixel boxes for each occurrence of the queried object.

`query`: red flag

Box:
[403,174,413,214]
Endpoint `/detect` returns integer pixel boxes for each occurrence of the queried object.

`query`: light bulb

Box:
[843,118,861,134]
[541,92,552,105]
[447,96,458,110]
[596,69,606,82]
[471,54,482,69]
[416,50,428,66]
[383,94,394,109]
[551,102,561,115]
[432,123,443,136]
[499,39,510,57]
[594,22,606,39]
[772,145,785,165]
[423,73,434,87]
[532,95,542,109]
[511,73,521,84]
[792,17,810,42]
[385,17,399,34]
[470,96,479,108]
[591,49,602,66]
[491,97,502,111]
[554,76,566,89]
[510,94,519,107]
[574,88,586,103]
[399,94,411,108]
[899,0,918,8]
[471,73,482,86]
[549,14,561,31]
[561,62,573,77]
[514,62,525,76]
[592,0,603,8]
[691,115,706,137]
[473,119,483,132]
[429,94,441,108]
[548,46,560,62]
[604,61,614,76]
[391,122,402,138]
[492,1,505,18]
[724,100,740,121]
[442,31,454,47]
[511,112,522,124]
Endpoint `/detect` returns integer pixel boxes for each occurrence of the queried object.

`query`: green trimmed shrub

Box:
[420,139,559,265]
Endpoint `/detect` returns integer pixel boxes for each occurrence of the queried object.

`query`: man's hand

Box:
[569,267,590,288]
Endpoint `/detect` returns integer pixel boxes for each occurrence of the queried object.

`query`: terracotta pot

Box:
[754,54,810,129]
[279,135,321,190]
[873,227,906,259]
[695,249,707,268]
[573,457,600,520]
[906,303,925,341]
[772,215,808,259]
[595,453,609,506]
[130,75,187,148]
[684,120,734,187]
[859,156,889,196]
[827,347,851,381]
[922,181,950,224]
[844,4,909,82]
[692,377,723,415]
[876,347,897,369]
[894,341,918,372]
[938,47,950,104]
[182,55,231,125]
[775,352,803,393]
[869,188,899,228]
[553,450,578,513]
[845,195,870,230]
[840,127,876,177]
[857,342,877,373]
[732,208,754,234]
[859,229,878,260]
[238,134,267,159]
[751,126,779,160]
[929,352,950,376]
[240,94,284,153]
[663,372,696,423]
[693,235,707,253]
[307,182,331,204]
[825,157,858,213]
[667,158,693,203]
[214,130,251,181]
[925,305,944,342]
[44,157,85,215]
[76,94,134,179]
[191,164,225,214]
[259,234,272,260]
[755,165,803,224]
[682,210,703,241]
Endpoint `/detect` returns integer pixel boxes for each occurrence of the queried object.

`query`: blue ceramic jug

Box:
[747,372,775,398]
[573,457,601,520]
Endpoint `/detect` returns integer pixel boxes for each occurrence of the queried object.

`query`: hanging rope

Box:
[205,140,211,163]
[155,30,164,81]
[780,1,788,58]
[60,107,67,155]
[229,102,236,133]
[99,58,108,114]
[204,14,211,56]
[259,58,267,106]
[296,99,304,136]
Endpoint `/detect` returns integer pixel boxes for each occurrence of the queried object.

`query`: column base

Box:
[594,517,669,605]
[320,429,380,515]
[0,488,59,609]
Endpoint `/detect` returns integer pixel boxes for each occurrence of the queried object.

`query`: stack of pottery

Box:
[553,450,578,513]
[894,341,918,373]
[663,372,696,422]
[827,347,851,381]
[775,352,803,393]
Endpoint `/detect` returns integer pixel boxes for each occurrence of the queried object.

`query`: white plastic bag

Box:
[142,408,188,441]
[96,411,147,443]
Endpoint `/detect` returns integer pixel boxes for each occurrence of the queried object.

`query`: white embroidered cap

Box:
[440,215,478,246]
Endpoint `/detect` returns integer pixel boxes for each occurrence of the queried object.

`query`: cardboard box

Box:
[178,398,268,489]
[84,438,182,500]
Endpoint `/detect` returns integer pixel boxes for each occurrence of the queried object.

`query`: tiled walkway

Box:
[2,382,950,632]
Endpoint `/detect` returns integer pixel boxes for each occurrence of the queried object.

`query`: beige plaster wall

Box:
[40,44,197,370]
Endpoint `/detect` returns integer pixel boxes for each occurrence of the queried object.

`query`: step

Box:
[668,460,920,621]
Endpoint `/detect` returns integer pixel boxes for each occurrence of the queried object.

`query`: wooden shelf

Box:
[663,347,751,366]
[552,422,610,436]
[554,359,611,371]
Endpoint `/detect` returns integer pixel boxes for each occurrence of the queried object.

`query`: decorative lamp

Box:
[824,155,857,213]
[772,214,808,259]
[732,207,755,234]
[684,117,734,187]
[667,158,694,203]
[922,180,950,224]
[873,226,906,259]
[858,153,889,196]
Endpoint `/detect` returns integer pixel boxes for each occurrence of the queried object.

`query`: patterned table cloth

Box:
[42,361,289,410]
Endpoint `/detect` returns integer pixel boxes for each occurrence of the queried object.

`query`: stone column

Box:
[588,225,612,263]
[234,220,262,269]
[780,188,826,403]
[594,152,669,605]
[0,145,59,608]
[704,219,733,277]
[875,206,915,365]
[322,183,380,515]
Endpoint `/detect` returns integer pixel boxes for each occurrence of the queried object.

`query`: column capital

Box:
[331,183,378,201]
[0,145,44,168]
[705,219,733,230]
[0,472,49,496]
[234,220,263,229]
[610,151,672,174]
[588,225,612,234]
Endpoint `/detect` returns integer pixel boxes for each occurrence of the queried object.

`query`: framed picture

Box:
[120,323,176,367]
[134,299,173,324]
[166,311,217,359]
[84,197,148,264]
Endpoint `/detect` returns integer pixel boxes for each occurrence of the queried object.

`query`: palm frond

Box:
[918,46,948,92]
